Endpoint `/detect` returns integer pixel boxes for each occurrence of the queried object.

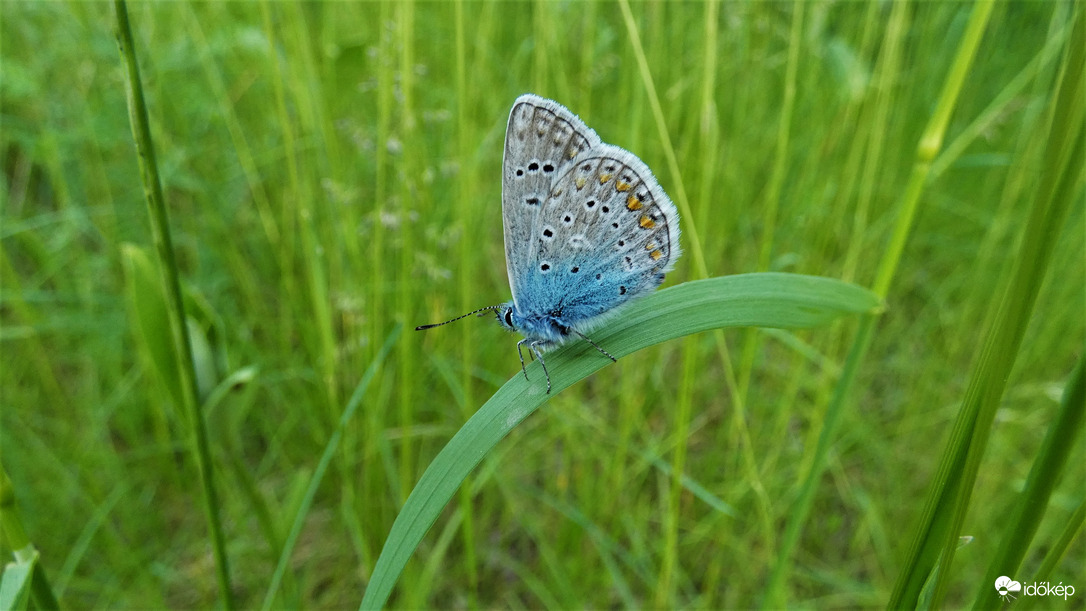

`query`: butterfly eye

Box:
[504,309,514,327]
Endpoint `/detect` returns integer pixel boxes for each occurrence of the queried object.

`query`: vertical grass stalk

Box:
[112,1,234,607]
[763,1,996,607]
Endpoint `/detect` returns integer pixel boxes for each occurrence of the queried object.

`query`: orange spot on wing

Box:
[650,250,663,261]
[626,196,643,211]
[639,215,655,229]
[575,176,587,189]
[598,173,613,184]
[616,181,632,192]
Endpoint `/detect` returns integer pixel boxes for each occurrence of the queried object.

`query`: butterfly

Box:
[417,94,681,393]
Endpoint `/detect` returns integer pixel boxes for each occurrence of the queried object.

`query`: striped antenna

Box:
[415,305,503,330]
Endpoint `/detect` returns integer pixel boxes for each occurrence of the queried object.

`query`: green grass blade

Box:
[120,244,182,409]
[360,273,880,610]
[973,355,1085,608]
[112,1,233,606]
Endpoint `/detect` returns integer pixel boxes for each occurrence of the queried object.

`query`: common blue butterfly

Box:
[417,94,681,393]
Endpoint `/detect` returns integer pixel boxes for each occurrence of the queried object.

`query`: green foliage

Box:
[363,274,881,610]
[1,1,1082,608]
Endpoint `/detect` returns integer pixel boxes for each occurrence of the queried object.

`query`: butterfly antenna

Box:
[415,305,503,331]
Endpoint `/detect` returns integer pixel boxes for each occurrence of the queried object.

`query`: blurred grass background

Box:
[1,1,1083,608]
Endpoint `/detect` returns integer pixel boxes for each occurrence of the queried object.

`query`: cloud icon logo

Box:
[995,576,1022,600]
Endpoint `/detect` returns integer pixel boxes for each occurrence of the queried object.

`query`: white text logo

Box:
[996,576,1076,601]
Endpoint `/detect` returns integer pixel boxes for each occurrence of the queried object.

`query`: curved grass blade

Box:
[360,273,880,609]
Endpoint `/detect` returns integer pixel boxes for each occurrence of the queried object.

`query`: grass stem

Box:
[112,1,234,607]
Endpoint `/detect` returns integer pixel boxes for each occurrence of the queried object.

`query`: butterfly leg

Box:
[530,341,552,393]
[516,339,531,382]
[570,329,617,363]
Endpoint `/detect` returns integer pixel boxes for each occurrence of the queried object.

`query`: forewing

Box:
[502,94,601,308]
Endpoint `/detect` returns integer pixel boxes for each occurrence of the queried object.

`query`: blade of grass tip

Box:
[112,2,234,607]
[973,355,1085,608]
[360,273,880,610]
[892,9,1084,608]
[261,324,403,611]
[764,2,997,607]
[0,466,61,610]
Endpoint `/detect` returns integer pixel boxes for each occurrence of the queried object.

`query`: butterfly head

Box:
[495,303,517,332]
[494,302,575,347]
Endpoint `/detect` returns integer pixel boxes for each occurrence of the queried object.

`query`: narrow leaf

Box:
[361,273,880,609]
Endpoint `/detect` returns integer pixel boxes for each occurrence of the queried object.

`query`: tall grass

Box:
[1,1,1082,608]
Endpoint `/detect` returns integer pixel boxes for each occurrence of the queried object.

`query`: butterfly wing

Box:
[502,94,602,310]
[510,143,681,332]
